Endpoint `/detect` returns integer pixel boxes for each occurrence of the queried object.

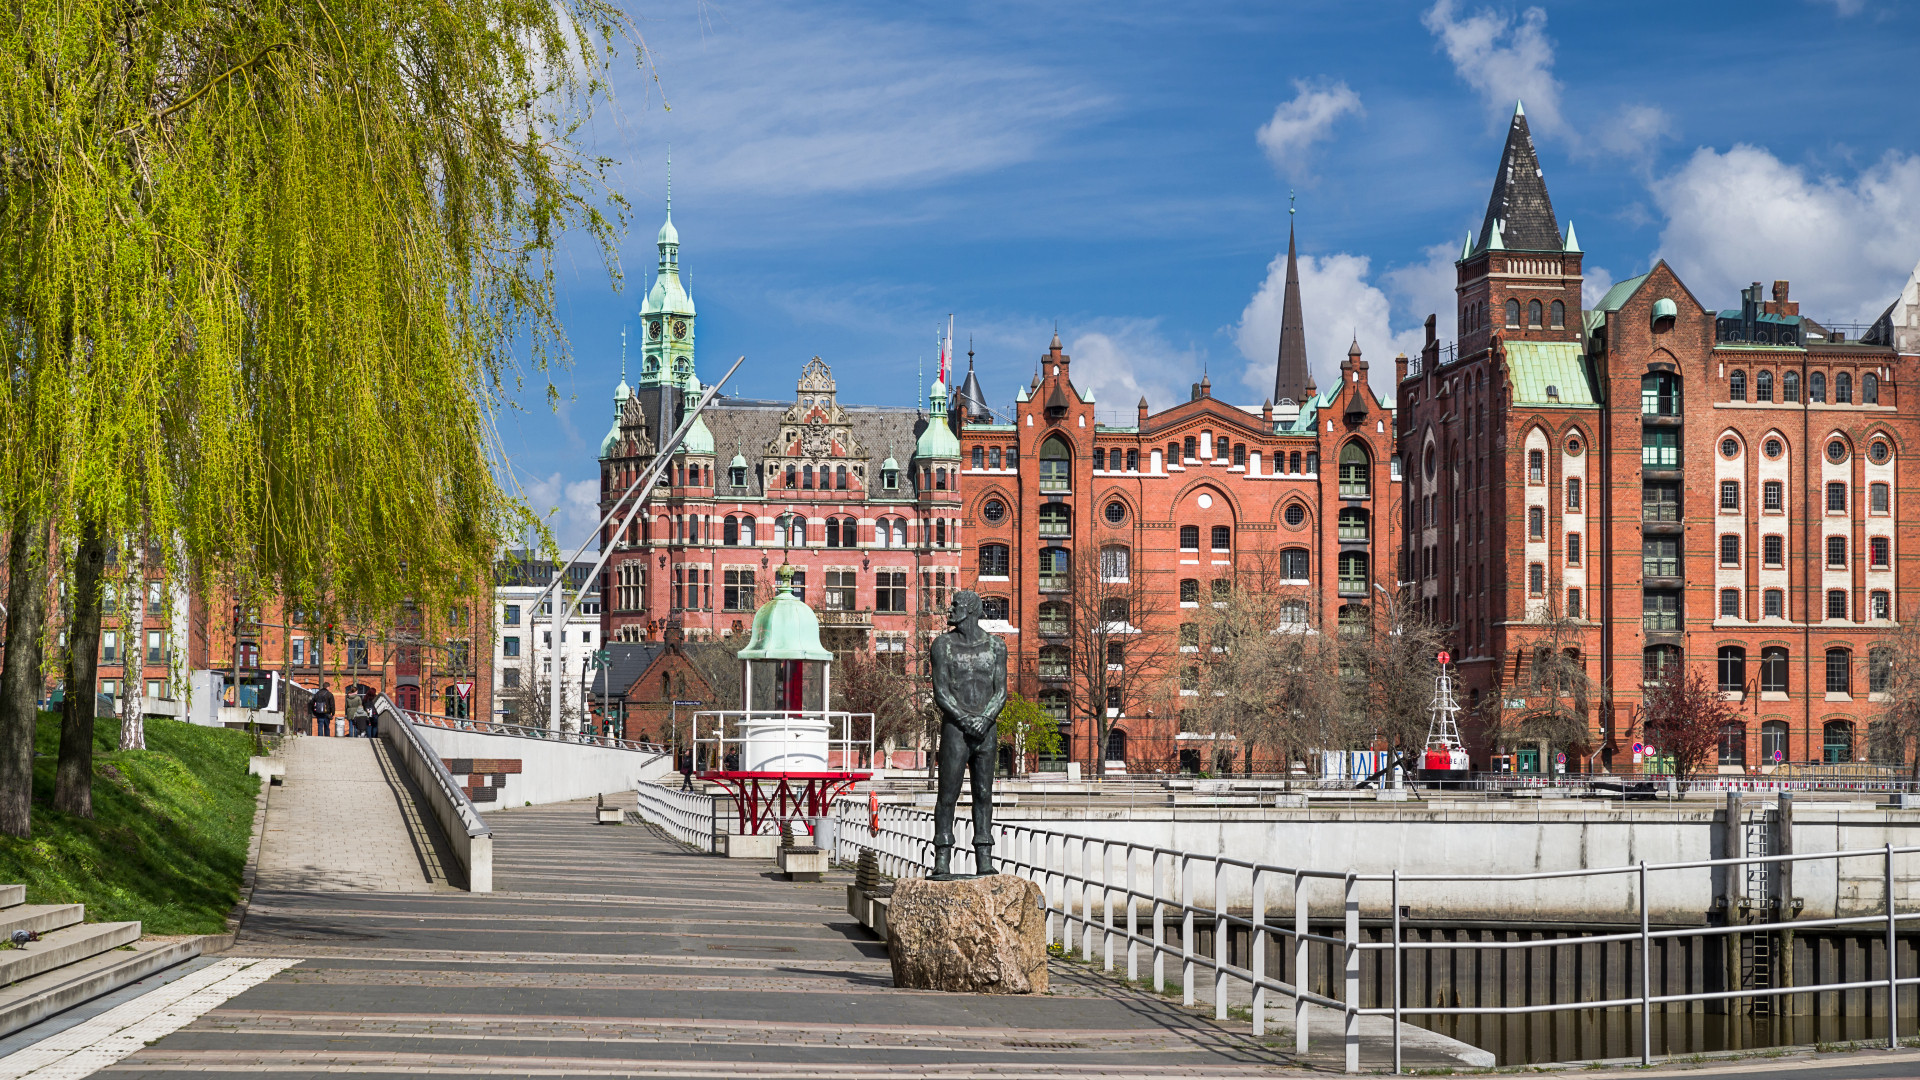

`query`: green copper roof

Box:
[737,565,833,661]
[1593,272,1650,313]
[680,385,714,455]
[916,380,960,459]
[1505,341,1598,407]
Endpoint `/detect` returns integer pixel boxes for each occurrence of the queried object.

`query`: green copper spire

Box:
[916,373,960,460]
[639,149,695,391]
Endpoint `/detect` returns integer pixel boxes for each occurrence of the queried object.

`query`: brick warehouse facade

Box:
[958,300,1402,772]
[1397,103,1920,773]
[595,199,964,655]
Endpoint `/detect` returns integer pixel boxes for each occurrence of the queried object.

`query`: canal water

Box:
[1417,1008,1915,1065]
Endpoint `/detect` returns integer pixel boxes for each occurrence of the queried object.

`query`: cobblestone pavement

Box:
[99,795,1353,1077]
[254,737,449,894]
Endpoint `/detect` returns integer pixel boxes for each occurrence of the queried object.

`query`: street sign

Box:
[455,681,472,700]
[1632,742,1645,755]
[1772,750,1784,763]
[1437,651,1451,666]
[672,700,703,707]
[1555,752,1567,765]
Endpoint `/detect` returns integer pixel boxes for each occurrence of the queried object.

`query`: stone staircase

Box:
[0,883,200,1039]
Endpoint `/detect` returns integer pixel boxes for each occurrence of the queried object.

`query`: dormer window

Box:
[883,468,898,490]
[730,466,746,487]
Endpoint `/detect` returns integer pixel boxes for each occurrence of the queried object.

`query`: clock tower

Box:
[638,161,696,392]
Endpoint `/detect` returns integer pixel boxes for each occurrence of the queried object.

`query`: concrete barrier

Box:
[376,702,493,892]
[406,725,674,808]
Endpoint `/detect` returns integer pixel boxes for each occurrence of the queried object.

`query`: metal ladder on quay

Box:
[1741,808,1775,1015]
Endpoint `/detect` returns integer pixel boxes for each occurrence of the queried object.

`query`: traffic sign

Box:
[1632,742,1645,755]
[1438,651,1451,666]
[1772,750,1784,763]
[1555,752,1567,765]
[672,700,703,707]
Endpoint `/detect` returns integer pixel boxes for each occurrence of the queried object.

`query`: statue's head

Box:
[948,589,983,628]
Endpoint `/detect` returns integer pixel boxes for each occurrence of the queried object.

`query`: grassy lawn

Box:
[0,713,259,934]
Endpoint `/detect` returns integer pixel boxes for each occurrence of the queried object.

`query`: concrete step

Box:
[0,937,201,1041]
[0,885,23,910]
[0,920,141,987]
[0,904,84,940]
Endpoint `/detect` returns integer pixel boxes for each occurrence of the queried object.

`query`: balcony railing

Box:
[1337,523,1368,541]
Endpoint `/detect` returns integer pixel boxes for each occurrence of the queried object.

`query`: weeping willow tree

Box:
[0,0,637,834]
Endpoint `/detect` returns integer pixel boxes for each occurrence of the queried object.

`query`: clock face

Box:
[672,320,688,339]
[648,321,662,340]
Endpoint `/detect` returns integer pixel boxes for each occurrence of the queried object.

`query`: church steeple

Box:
[1475,103,1562,254]
[639,149,696,391]
[1273,194,1310,406]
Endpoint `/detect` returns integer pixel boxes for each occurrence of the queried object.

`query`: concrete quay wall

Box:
[989,800,1920,925]
[411,726,674,809]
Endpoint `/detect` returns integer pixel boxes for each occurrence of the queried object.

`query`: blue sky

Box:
[508,0,1920,542]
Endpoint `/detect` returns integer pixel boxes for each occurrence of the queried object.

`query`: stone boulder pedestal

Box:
[885,874,1047,994]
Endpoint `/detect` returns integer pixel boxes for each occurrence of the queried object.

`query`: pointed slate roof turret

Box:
[950,339,991,433]
[1475,102,1562,254]
[1273,218,1310,405]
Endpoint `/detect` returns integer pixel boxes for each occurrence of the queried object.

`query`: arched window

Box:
[1038,689,1069,720]
[837,464,849,490]
[740,518,754,546]
[1179,578,1199,603]
[1761,720,1789,765]
[1641,371,1680,415]
[1038,547,1069,590]
[1783,371,1800,402]
[1864,373,1879,404]
[1729,370,1747,401]
[1505,299,1521,328]
[1823,719,1854,763]
[1234,443,1246,467]
[1105,728,1127,761]
[988,447,1001,469]
[1870,647,1894,693]
[1756,370,1774,401]
[1038,645,1069,679]
[1338,443,1370,497]
[1102,596,1130,624]
[1038,504,1071,537]
[775,513,799,546]
[1836,372,1853,404]
[1549,300,1565,329]
[785,464,797,488]
[1761,647,1789,693]
[1719,723,1747,766]
[723,515,739,546]
[1179,525,1200,550]
[1644,644,1681,685]
[1826,648,1852,695]
[1040,437,1071,491]
[1528,299,1543,328]
[972,446,984,469]
[1093,448,1106,471]
[891,520,907,547]
[1280,547,1310,581]
[1337,507,1368,540]
[1809,371,1827,402]
[1126,449,1139,471]
[1718,646,1747,692]
[1038,601,1069,635]
[1305,451,1319,474]
[803,464,814,489]
[935,519,947,546]
[1337,551,1368,593]
[1338,603,1370,635]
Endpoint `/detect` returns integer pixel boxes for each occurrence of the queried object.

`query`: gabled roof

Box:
[589,642,667,698]
[1592,272,1651,313]
[1476,105,1563,254]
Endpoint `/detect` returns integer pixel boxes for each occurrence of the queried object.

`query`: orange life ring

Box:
[868,790,880,835]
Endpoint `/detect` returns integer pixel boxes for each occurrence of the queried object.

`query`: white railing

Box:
[635,780,721,852]
[690,708,874,771]
[405,708,667,754]
[830,798,1920,1074]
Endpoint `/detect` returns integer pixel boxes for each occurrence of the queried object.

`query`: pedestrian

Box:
[346,685,367,737]
[310,681,336,738]
[678,748,694,791]
[361,686,380,738]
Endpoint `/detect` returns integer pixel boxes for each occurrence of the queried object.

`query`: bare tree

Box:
[833,637,933,766]
[1639,664,1736,787]
[1188,560,1340,776]
[1869,617,1920,777]
[1057,544,1177,776]
[1480,592,1597,766]
[1337,588,1451,778]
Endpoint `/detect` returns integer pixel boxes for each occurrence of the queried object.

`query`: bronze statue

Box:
[928,589,1008,879]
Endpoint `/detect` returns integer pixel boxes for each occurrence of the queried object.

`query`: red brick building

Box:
[959,272,1403,771]
[1397,103,1920,773]
[596,202,964,659]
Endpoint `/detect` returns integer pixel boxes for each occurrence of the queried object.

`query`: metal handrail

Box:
[634,781,719,851]
[829,797,1919,1074]
[403,708,667,754]
[376,700,490,840]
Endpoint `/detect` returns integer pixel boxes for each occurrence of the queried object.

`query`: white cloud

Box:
[1064,322,1207,421]
[1650,145,1920,324]
[522,471,605,552]
[1421,0,1564,138]
[628,8,1103,199]
[1233,249,1430,400]
[1816,0,1867,15]
[1256,80,1364,178]
[1592,104,1675,165]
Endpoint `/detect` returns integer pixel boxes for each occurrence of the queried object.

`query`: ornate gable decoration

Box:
[617,394,655,458]
[764,358,865,464]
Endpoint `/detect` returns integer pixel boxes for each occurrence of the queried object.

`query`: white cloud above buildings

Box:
[1256,80,1364,179]
[1650,145,1920,324]
[1421,0,1565,138]
[521,471,605,551]
[1232,249,1430,401]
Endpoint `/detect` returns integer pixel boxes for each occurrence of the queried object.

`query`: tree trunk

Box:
[118,543,145,750]
[55,522,108,817]
[0,515,53,838]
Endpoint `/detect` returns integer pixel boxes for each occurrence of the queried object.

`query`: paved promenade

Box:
[254,736,451,893]
[92,794,1330,1077]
